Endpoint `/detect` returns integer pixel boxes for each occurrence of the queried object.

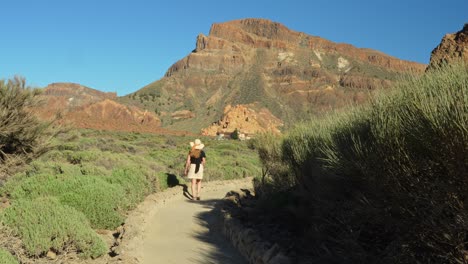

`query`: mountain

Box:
[119,18,426,135]
[34,83,164,134]
[428,23,468,70]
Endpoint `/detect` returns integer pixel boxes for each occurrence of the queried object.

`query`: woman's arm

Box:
[184,155,191,175]
[202,157,206,167]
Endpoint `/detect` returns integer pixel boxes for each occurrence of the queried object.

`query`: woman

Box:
[184,139,206,200]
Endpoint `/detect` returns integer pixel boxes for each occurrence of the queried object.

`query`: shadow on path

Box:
[166,173,193,200]
[188,198,247,264]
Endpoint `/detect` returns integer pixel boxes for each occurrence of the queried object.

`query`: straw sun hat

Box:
[190,139,204,150]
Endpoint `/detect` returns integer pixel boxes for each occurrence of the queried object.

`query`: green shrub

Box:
[0,248,19,264]
[250,132,292,195]
[0,77,52,182]
[231,128,240,140]
[2,197,106,258]
[63,150,98,165]
[107,167,152,209]
[4,171,127,229]
[60,183,125,229]
[256,62,468,262]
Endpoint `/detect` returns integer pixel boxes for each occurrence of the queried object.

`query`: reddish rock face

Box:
[166,18,424,77]
[123,18,428,135]
[33,83,164,134]
[428,24,468,70]
[201,104,283,136]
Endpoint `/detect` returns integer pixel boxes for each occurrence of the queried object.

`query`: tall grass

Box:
[256,62,467,263]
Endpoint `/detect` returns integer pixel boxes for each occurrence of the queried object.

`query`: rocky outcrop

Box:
[428,23,468,70]
[201,104,283,136]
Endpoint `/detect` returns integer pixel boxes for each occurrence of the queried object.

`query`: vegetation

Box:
[0,127,260,260]
[2,197,107,258]
[253,62,467,263]
[0,76,53,183]
[0,248,18,264]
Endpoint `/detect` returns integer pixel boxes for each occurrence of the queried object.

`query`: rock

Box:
[241,228,258,245]
[224,193,241,206]
[428,23,468,70]
[248,241,267,261]
[115,225,125,240]
[269,252,292,264]
[46,250,57,260]
[263,244,281,263]
[96,229,115,246]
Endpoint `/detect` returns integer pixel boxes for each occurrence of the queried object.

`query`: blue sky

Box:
[1,0,466,96]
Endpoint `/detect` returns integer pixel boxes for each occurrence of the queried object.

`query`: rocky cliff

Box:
[34,83,163,133]
[121,18,426,135]
[428,23,468,70]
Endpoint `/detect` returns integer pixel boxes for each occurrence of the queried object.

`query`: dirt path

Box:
[116,178,252,264]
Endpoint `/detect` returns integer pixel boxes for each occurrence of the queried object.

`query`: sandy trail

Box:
[119,179,251,264]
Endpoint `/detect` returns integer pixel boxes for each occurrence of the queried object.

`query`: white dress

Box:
[187,163,204,179]
[186,150,206,179]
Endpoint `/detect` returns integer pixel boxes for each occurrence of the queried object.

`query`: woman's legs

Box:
[191,178,197,199]
[196,179,202,199]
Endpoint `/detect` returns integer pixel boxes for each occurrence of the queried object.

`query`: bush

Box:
[231,128,240,140]
[3,168,148,229]
[0,248,19,264]
[256,63,468,263]
[2,197,107,258]
[250,132,293,196]
[107,167,153,209]
[0,77,52,182]
[59,182,126,229]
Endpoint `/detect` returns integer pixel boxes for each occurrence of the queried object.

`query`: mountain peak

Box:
[132,18,426,134]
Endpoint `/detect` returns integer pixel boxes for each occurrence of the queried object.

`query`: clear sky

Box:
[1,0,466,96]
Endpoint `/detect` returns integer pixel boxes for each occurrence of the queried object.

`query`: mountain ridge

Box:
[120,18,425,135]
[33,83,180,134]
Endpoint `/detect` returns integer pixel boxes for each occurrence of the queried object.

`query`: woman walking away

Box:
[184,139,206,200]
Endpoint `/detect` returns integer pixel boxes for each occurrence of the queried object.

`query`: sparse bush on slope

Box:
[0,77,52,183]
[256,62,468,263]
